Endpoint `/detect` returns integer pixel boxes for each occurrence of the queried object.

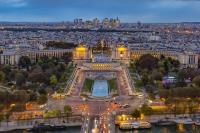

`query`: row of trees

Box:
[159,86,200,98]
[82,79,94,93]
[131,98,199,119]
[165,98,199,116]
[0,105,72,126]
[44,105,72,122]
[108,79,117,93]
[0,89,47,111]
[46,41,77,49]
[131,104,153,119]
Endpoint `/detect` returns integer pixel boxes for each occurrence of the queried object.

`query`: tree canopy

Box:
[18,56,31,69]
[131,109,141,119]
[137,54,158,71]
[192,75,200,87]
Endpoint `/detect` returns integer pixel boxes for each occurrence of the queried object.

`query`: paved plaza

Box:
[47,62,145,133]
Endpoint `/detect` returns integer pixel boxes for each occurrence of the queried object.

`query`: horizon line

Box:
[0,21,200,24]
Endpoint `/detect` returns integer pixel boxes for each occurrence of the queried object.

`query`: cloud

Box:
[0,0,27,7]
[0,0,200,22]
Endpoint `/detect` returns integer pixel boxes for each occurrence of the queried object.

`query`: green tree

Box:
[10,103,25,112]
[131,109,141,120]
[135,79,143,88]
[140,104,153,115]
[2,65,11,81]
[15,72,26,87]
[129,61,136,71]
[44,109,61,118]
[2,65,11,75]
[171,59,180,68]
[141,72,148,86]
[0,104,4,111]
[18,56,31,70]
[4,111,11,126]
[8,70,16,82]
[13,90,30,103]
[61,53,73,63]
[165,98,175,114]
[159,89,170,99]
[0,71,5,83]
[37,95,47,105]
[163,60,170,73]
[192,75,200,87]
[83,79,94,92]
[0,113,4,127]
[28,65,47,83]
[176,69,187,86]
[169,98,183,117]
[157,81,164,90]
[50,75,58,86]
[0,91,11,105]
[137,54,158,71]
[150,69,163,81]
[60,73,67,82]
[187,99,198,116]
[64,105,72,122]
[29,91,38,102]
[54,109,62,118]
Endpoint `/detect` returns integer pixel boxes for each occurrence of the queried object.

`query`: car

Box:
[122,104,130,108]
[138,94,143,96]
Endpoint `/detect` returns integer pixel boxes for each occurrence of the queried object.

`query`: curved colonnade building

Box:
[0,42,198,68]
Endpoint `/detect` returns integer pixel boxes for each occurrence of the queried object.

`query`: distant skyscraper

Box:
[137,21,142,28]
[93,18,100,27]
[102,17,120,28]
[102,18,110,28]
[74,19,83,25]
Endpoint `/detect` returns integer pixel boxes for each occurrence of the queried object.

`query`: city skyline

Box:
[1,0,200,22]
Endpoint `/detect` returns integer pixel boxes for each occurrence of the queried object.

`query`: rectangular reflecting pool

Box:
[92,80,108,97]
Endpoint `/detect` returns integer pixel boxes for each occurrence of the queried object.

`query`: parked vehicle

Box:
[31,123,67,131]
[156,119,176,126]
[122,104,130,108]
[194,119,200,126]
[174,117,194,125]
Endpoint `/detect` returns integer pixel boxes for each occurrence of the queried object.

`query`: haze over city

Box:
[1,0,200,22]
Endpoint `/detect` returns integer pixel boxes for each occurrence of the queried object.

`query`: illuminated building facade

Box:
[0,41,198,69]
[73,43,90,64]
[72,42,198,68]
[130,50,178,60]
[0,49,73,65]
[113,44,130,65]
[130,50,198,68]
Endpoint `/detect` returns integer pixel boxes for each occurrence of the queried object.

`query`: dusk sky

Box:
[0,0,200,22]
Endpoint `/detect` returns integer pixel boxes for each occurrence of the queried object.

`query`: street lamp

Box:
[113,97,116,101]
[120,53,123,60]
